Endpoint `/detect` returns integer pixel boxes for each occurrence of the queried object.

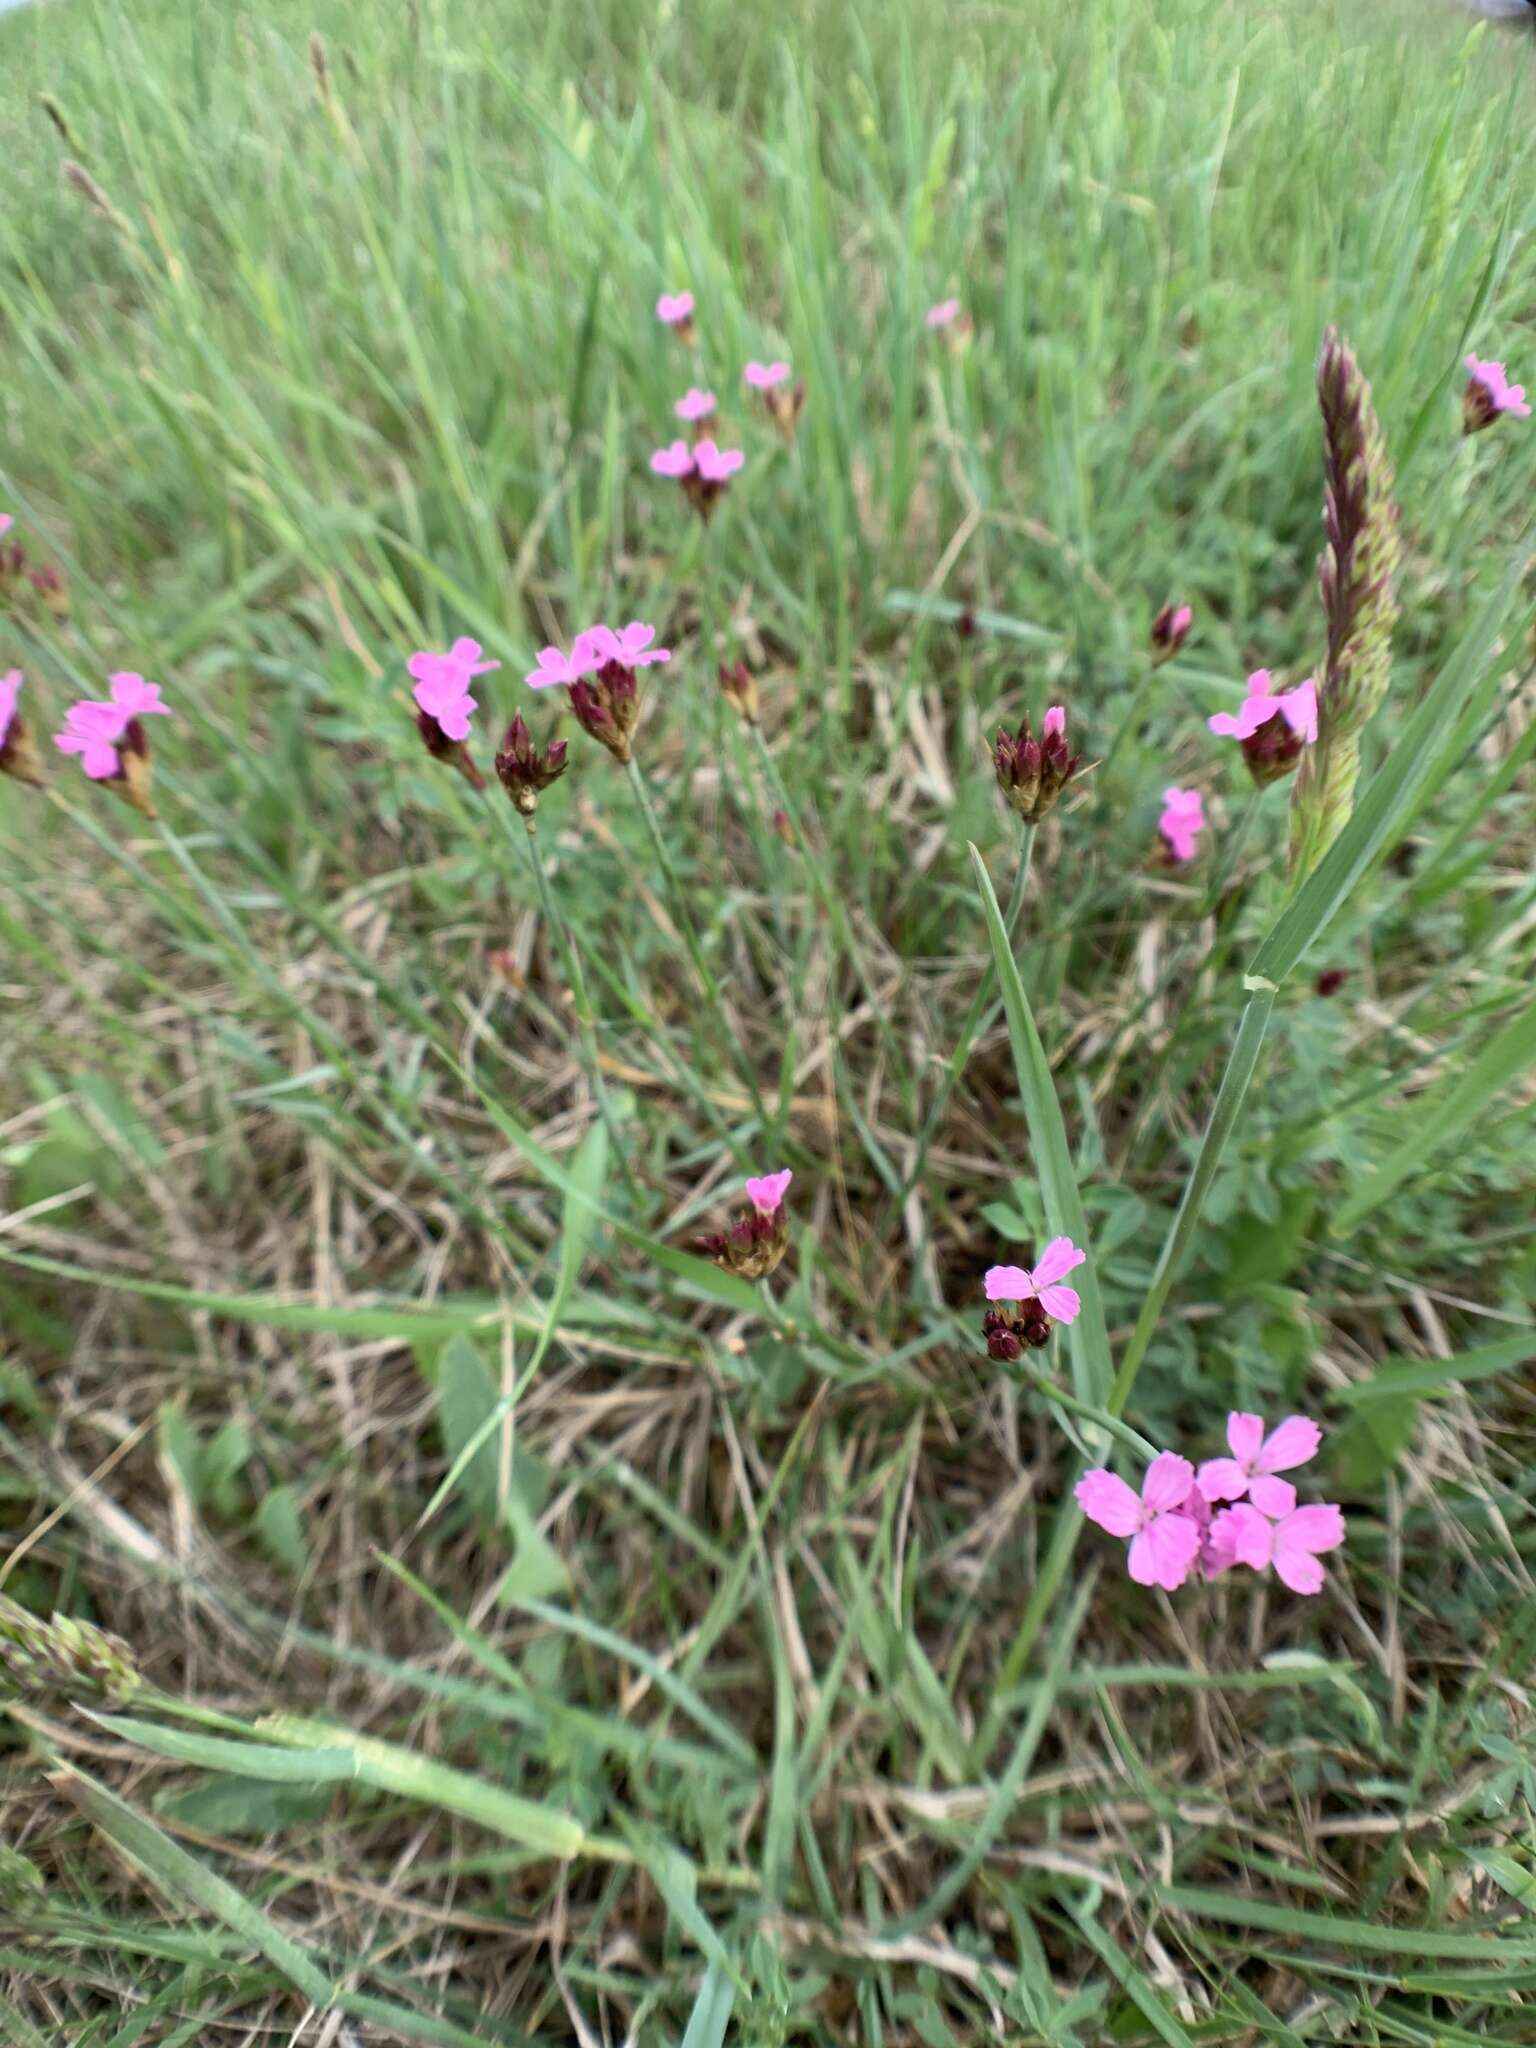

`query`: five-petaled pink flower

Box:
[650,440,696,479]
[1464,354,1531,433]
[694,440,743,484]
[54,674,169,781]
[588,622,672,670]
[656,291,695,328]
[1208,669,1318,746]
[1197,1412,1321,1519]
[675,388,717,423]
[1158,786,1205,862]
[983,1237,1086,1325]
[525,630,609,691]
[926,298,961,329]
[744,360,790,389]
[408,638,499,742]
[1077,1453,1201,1591]
[1214,1501,1346,1597]
[745,1168,793,1215]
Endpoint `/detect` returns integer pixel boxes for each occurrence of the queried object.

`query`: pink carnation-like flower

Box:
[983,1236,1086,1325]
[1158,786,1205,862]
[744,360,790,389]
[525,631,610,691]
[600,622,672,669]
[926,298,961,329]
[56,701,127,780]
[0,670,20,749]
[1208,669,1318,746]
[408,638,499,741]
[1197,1412,1322,1520]
[694,440,744,483]
[1464,354,1531,432]
[745,1168,793,1215]
[1076,1453,1201,1591]
[675,388,717,423]
[656,291,695,327]
[1215,1500,1346,1597]
[650,439,696,479]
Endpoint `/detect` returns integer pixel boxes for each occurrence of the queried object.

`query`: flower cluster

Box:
[528,621,672,765]
[1078,1412,1344,1596]
[991,705,1081,823]
[980,1238,1085,1357]
[695,1168,794,1279]
[650,436,745,520]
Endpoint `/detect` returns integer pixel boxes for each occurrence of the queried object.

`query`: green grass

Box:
[3,0,1536,2039]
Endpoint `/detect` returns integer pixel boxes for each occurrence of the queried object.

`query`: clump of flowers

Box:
[409,637,499,789]
[527,622,672,765]
[1149,601,1193,668]
[718,659,760,726]
[1158,786,1205,862]
[1463,354,1530,434]
[1208,669,1318,786]
[495,712,568,819]
[695,1169,793,1279]
[981,1238,1086,1358]
[53,672,170,817]
[1078,1411,1344,1596]
[0,671,43,788]
[744,360,806,442]
[991,705,1080,823]
[656,290,695,343]
[675,387,717,435]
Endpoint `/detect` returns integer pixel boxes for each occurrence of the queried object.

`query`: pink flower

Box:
[745,1168,793,1215]
[1042,705,1065,740]
[0,669,20,749]
[694,440,743,484]
[408,638,499,741]
[1158,786,1205,862]
[1076,1453,1201,1591]
[983,1236,1086,1325]
[675,388,717,422]
[525,632,608,690]
[604,623,672,669]
[650,440,696,479]
[744,360,790,389]
[1208,670,1318,746]
[1197,1412,1322,1520]
[0,514,12,539]
[656,291,695,327]
[1150,602,1193,666]
[1464,354,1531,432]
[109,672,171,722]
[1215,1501,1346,1597]
[926,298,961,329]
[55,700,131,780]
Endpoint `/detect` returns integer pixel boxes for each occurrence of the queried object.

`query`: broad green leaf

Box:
[968,843,1114,1410]
[1332,996,1536,1233]
[253,1482,310,1577]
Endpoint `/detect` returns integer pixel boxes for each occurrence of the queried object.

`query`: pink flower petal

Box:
[0,670,21,744]
[1141,1451,1195,1515]
[1225,1503,1275,1571]
[1279,679,1318,743]
[744,360,790,388]
[572,626,619,672]
[1196,1457,1249,1505]
[675,388,717,421]
[1258,1415,1322,1473]
[1042,705,1065,739]
[1129,1512,1201,1590]
[1248,1474,1298,1520]
[656,291,694,325]
[612,623,672,668]
[1075,1469,1141,1538]
[744,1168,793,1215]
[926,298,960,329]
[1035,1283,1080,1324]
[650,441,696,478]
[1031,1236,1085,1288]
[0,514,12,538]
[1204,1508,1247,1577]
[108,672,169,718]
[1226,1412,1266,1465]
[983,1264,1034,1303]
[1270,1504,1345,1596]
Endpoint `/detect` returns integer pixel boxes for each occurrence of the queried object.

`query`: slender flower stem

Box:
[624,753,770,1130]
[494,794,637,1195]
[904,822,1035,1197]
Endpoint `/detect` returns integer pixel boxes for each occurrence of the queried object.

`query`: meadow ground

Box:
[2,0,1536,2040]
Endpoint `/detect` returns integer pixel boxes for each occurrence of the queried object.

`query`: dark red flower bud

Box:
[569,659,641,763]
[494,712,568,817]
[992,705,1080,823]
[416,707,486,790]
[1315,968,1348,997]
[1149,601,1193,668]
[694,1202,790,1280]
[717,660,760,726]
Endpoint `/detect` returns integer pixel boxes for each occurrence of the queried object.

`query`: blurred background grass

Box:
[3,0,1536,2041]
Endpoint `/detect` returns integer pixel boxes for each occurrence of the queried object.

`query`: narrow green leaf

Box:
[1069,1906,1196,2048]
[1158,1882,1536,1958]
[968,843,1114,1410]
[679,1960,736,2048]
[1332,997,1536,1233]
[1333,1331,1536,1406]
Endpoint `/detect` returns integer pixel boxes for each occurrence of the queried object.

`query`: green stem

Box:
[623,752,769,1131]
[904,822,1035,1197]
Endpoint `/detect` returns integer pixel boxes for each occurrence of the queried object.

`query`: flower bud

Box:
[1149,601,1192,667]
[416,707,486,790]
[717,660,760,726]
[494,712,568,817]
[991,705,1080,823]
[569,658,641,764]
